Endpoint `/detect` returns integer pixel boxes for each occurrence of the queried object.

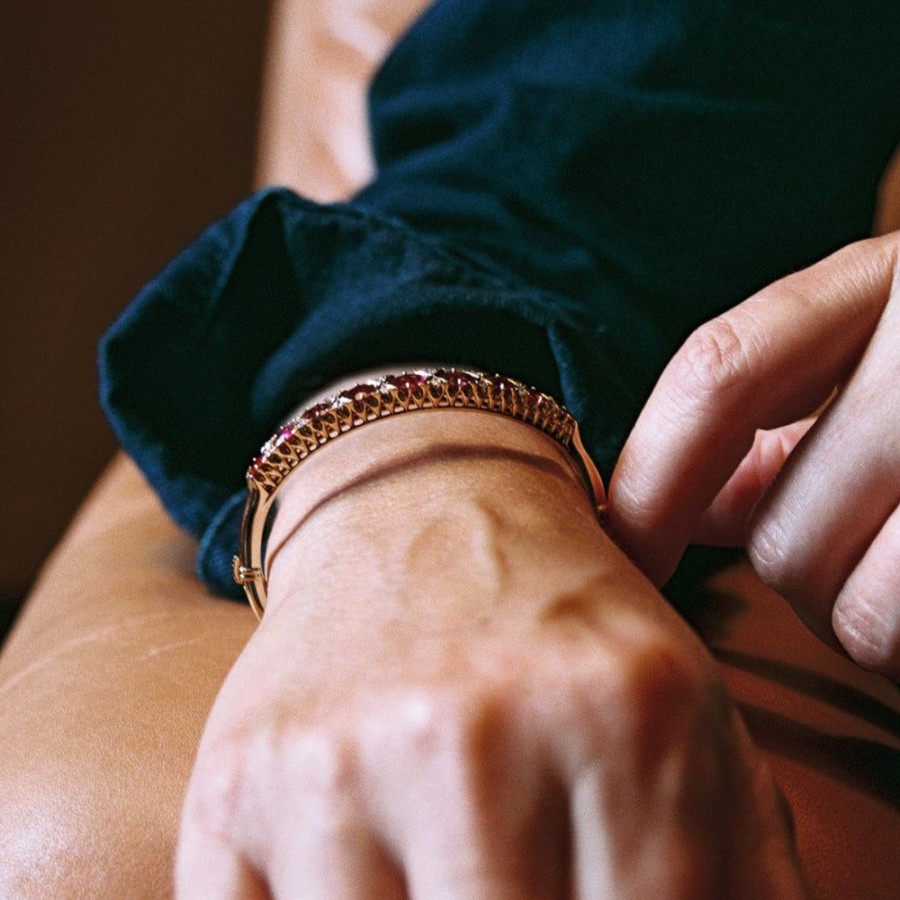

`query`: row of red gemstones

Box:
[248,370,562,480]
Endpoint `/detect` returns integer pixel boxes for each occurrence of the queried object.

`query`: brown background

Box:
[0,3,271,627]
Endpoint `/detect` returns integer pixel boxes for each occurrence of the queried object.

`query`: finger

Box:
[360,689,567,899]
[692,420,814,546]
[230,727,406,900]
[744,266,900,648]
[177,742,271,899]
[568,767,726,900]
[267,826,404,900]
[539,634,728,900]
[833,502,900,678]
[179,762,403,900]
[564,695,806,900]
[176,821,268,900]
[399,753,566,898]
[566,769,616,898]
[610,234,898,586]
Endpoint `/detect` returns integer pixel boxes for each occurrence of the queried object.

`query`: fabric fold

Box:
[101,189,635,597]
[101,1,900,598]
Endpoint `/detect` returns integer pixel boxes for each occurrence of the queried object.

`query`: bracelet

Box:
[232,368,606,618]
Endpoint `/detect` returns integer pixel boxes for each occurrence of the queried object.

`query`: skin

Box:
[610,232,900,679]
[176,411,804,898]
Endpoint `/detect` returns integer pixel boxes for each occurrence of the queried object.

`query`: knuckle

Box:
[612,638,732,778]
[564,636,714,749]
[621,637,711,726]
[257,714,356,801]
[381,681,514,773]
[358,680,526,821]
[188,713,357,838]
[674,315,758,403]
[288,730,357,800]
[186,727,255,839]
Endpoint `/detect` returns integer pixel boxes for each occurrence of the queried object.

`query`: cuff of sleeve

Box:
[100,187,642,598]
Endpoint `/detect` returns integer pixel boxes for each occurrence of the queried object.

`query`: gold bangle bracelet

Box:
[232,368,606,618]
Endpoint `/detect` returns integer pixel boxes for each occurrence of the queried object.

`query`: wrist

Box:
[262,406,712,671]
[264,408,601,619]
[235,367,605,617]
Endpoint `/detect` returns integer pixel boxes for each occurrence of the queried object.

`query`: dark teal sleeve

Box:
[100,1,900,597]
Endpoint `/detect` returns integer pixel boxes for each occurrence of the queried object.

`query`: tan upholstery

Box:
[703,564,900,900]
[0,457,254,897]
[1,1,898,896]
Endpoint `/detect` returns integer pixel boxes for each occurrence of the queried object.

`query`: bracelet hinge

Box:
[232,556,262,586]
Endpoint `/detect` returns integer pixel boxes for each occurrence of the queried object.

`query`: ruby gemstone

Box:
[389,372,428,390]
[305,402,331,420]
[436,369,473,388]
[338,383,377,403]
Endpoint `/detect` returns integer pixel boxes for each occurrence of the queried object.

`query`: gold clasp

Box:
[232,556,262,586]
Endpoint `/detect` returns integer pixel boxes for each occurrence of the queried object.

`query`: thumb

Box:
[692,419,814,546]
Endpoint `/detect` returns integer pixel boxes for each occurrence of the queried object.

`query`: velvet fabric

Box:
[100,0,900,598]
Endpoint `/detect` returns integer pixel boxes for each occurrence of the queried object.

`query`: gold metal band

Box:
[233,368,606,618]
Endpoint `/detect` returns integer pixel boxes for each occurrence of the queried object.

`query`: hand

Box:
[176,411,803,898]
[610,232,900,678]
